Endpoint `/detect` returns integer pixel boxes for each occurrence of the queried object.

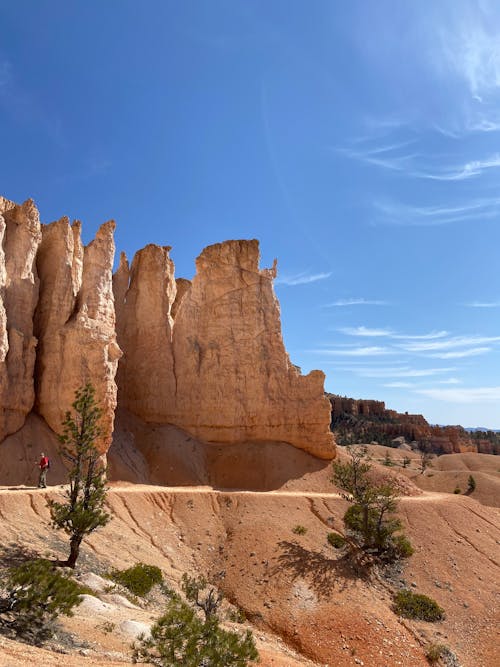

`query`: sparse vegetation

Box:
[0,559,84,644]
[332,446,413,563]
[419,450,434,475]
[402,456,411,469]
[425,643,448,663]
[109,563,163,597]
[327,532,346,549]
[292,525,307,536]
[47,383,111,568]
[467,475,476,493]
[133,574,258,666]
[393,589,444,622]
[453,486,461,494]
[181,573,223,620]
[383,451,394,466]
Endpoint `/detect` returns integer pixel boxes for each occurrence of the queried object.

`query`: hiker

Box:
[37,452,50,488]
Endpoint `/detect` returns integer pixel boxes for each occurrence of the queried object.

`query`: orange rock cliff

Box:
[0,197,334,483]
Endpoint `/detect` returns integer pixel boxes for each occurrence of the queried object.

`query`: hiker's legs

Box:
[38,468,47,488]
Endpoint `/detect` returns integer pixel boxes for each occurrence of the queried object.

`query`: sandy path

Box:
[0,483,448,502]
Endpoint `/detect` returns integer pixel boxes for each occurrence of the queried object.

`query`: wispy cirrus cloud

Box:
[275,271,332,286]
[383,381,415,388]
[398,335,500,353]
[428,346,491,359]
[338,326,394,337]
[416,386,500,403]
[324,298,389,307]
[344,366,457,379]
[339,326,449,340]
[437,378,461,385]
[338,130,500,181]
[373,197,500,226]
[464,300,500,308]
[310,346,394,357]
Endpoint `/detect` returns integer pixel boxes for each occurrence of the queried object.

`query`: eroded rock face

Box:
[0,193,334,475]
[114,244,176,423]
[35,218,121,452]
[115,239,335,459]
[0,199,41,440]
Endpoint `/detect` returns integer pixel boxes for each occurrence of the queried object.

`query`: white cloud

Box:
[312,346,394,357]
[416,386,500,403]
[437,378,461,385]
[324,298,389,307]
[392,330,449,340]
[349,366,456,378]
[465,300,500,307]
[383,381,415,388]
[399,335,500,352]
[428,346,491,359]
[416,153,500,181]
[338,326,394,337]
[275,271,332,286]
[374,197,500,226]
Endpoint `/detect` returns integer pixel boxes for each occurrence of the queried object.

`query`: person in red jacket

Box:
[37,452,49,488]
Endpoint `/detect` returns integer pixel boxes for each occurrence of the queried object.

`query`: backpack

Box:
[46,458,50,469]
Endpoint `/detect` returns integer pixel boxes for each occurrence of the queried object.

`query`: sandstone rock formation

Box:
[0,198,41,440]
[114,239,335,459]
[35,217,121,452]
[0,194,335,486]
[329,393,498,454]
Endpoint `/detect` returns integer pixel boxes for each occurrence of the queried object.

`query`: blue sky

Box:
[1,0,499,428]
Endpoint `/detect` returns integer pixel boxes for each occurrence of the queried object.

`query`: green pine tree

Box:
[48,383,111,568]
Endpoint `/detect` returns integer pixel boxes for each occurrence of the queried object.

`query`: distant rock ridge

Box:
[0,196,334,483]
[328,393,498,455]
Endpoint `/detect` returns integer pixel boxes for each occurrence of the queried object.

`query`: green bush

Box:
[425,643,448,663]
[0,559,83,643]
[453,486,461,494]
[467,475,476,492]
[391,534,414,559]
[327,532,346,549]
[292,525,307,536]
[109,563,163,597]
[393,590,444,622]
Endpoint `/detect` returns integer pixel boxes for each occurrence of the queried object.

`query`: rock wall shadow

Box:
[108,408,330,490]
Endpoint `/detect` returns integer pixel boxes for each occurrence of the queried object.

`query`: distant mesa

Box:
[0,196,335,487]
[328,393,499,455]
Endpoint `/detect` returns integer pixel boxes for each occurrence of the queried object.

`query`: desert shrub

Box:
[402,456,411,468]
[453,486,461,494]
[327,532,346,549]
[393,589,444,622]
[292,525,307,536]
[0,559,83,643]
[109,563,163,597]
[426,643,448,663]
[467,475,476,492]
[390,534,414,559]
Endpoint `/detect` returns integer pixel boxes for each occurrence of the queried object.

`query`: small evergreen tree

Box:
[332,446,412,562]
[467,475,476,493]
[48,383,110,568]
[402,456,411,469]
[133,577,258,666]
[0,559,83,643]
